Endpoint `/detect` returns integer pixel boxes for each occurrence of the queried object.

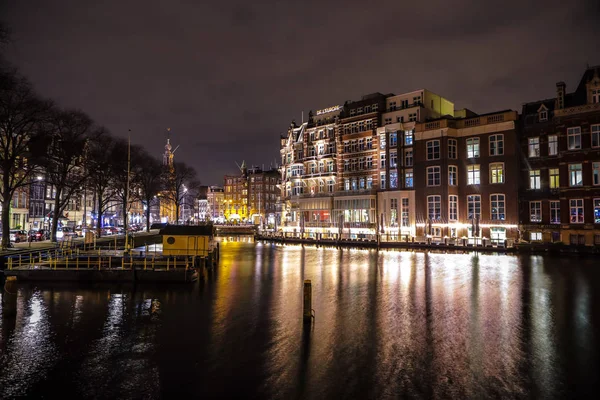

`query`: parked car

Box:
[29,229,49,241]
[102,227,116,236]
[9,229,28,243]
[57,227,77,240]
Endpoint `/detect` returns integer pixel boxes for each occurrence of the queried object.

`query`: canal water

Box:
[1,238,599,399]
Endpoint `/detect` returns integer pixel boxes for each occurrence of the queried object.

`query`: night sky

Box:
[2,0,599,185]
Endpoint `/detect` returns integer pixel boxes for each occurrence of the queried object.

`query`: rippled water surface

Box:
[1,239,599,399]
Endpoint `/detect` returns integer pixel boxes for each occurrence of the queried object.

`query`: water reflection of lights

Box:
[0,291,55,397]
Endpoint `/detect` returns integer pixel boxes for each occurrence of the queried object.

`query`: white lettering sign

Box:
[316,105,341,115]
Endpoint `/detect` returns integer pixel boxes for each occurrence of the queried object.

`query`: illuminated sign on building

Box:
[316,105,342,115]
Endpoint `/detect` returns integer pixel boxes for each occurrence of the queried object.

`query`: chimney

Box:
[556,81,566,109]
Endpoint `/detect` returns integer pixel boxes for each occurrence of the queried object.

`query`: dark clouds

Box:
[2,0,599,185]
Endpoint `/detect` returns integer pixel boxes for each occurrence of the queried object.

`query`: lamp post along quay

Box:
[124,131,131,254]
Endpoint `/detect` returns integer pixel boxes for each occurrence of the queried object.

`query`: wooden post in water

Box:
[303,280,312,322]
[2,276,18,318]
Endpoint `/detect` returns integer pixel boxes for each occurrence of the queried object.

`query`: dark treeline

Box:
[0,22,200,248]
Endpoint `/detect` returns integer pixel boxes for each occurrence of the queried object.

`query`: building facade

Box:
[519,67,600,245]
[206,186,225,222]
[247,167,280,226]
[414,110,520,244]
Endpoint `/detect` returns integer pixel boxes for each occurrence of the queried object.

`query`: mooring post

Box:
[2,276,18,318]
[303,279,312,322]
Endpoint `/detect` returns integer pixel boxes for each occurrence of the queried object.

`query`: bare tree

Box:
[164,162,198,225]
[0,68,53,248]
[134,150,164,231]
[86,132,118,237]
[109,138,148,234]
[36,109,100,242]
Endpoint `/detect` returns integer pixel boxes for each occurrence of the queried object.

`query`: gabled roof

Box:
[522,98,555,115]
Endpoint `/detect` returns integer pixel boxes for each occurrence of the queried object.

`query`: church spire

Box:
[163,128,174,167]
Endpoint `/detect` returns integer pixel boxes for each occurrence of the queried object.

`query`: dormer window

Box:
[537,104,548,122]
[593,89,599,104]
[350,109,356,116]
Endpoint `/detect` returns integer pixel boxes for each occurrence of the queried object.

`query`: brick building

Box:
[519,66,600,245]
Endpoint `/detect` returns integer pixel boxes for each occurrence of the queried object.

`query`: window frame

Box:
[569,163,583,187]
[549,168,560,189]
[570,198,584,224]
[548,134,558,156]
[467,195,481,220]
[449,195,458,221]
[489,134,504,156]
[466,137,480,158]
[467,164,480,185]
[528,137,540,158]
[426,140,440,160]
[489,162,504,184]
[490,193,505,221]
[592,124,600,148]
[530,201,542,223]
[530,169,541,190]
[448,138,457,159]
[550,200,560,224]
[448,165,457,186]
[567,126,582,150]
[427,166,441,187]
[594,162,600,186]
[427,195,442,221]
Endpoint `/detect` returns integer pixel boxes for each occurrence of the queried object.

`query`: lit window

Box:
[467,165,480,185]
[427,140,440,160]
[530,201,542,222]
[390,198,398,226]
[449,195,458,221]
[530,170,541,189]
[466,138,480,158]
[594,198,600,223]
[490,163,504,184]
[390,171,398,189]
[567,127,581,150]
[489,134,504,156]
[427,166,441,186]
[379,134,386,149]
[467,195,481,220]
[530,232,542,241]
[594,162,600,186]
[570,199,584,223]
[490,194,505,220]
[528,137,540,157]
[548,135,558,156]
[427,195,441,221]
[549,168,560,188]
[448,165,457,186]
[405,130,413,145]
[569,163,583,187]
[550,200,560,224]
[592,125,600,148]
[389,151,397,168]
[401,198,409,227]
[405,170,413,188]
[448,139,457,159]
[390,132,397,147]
